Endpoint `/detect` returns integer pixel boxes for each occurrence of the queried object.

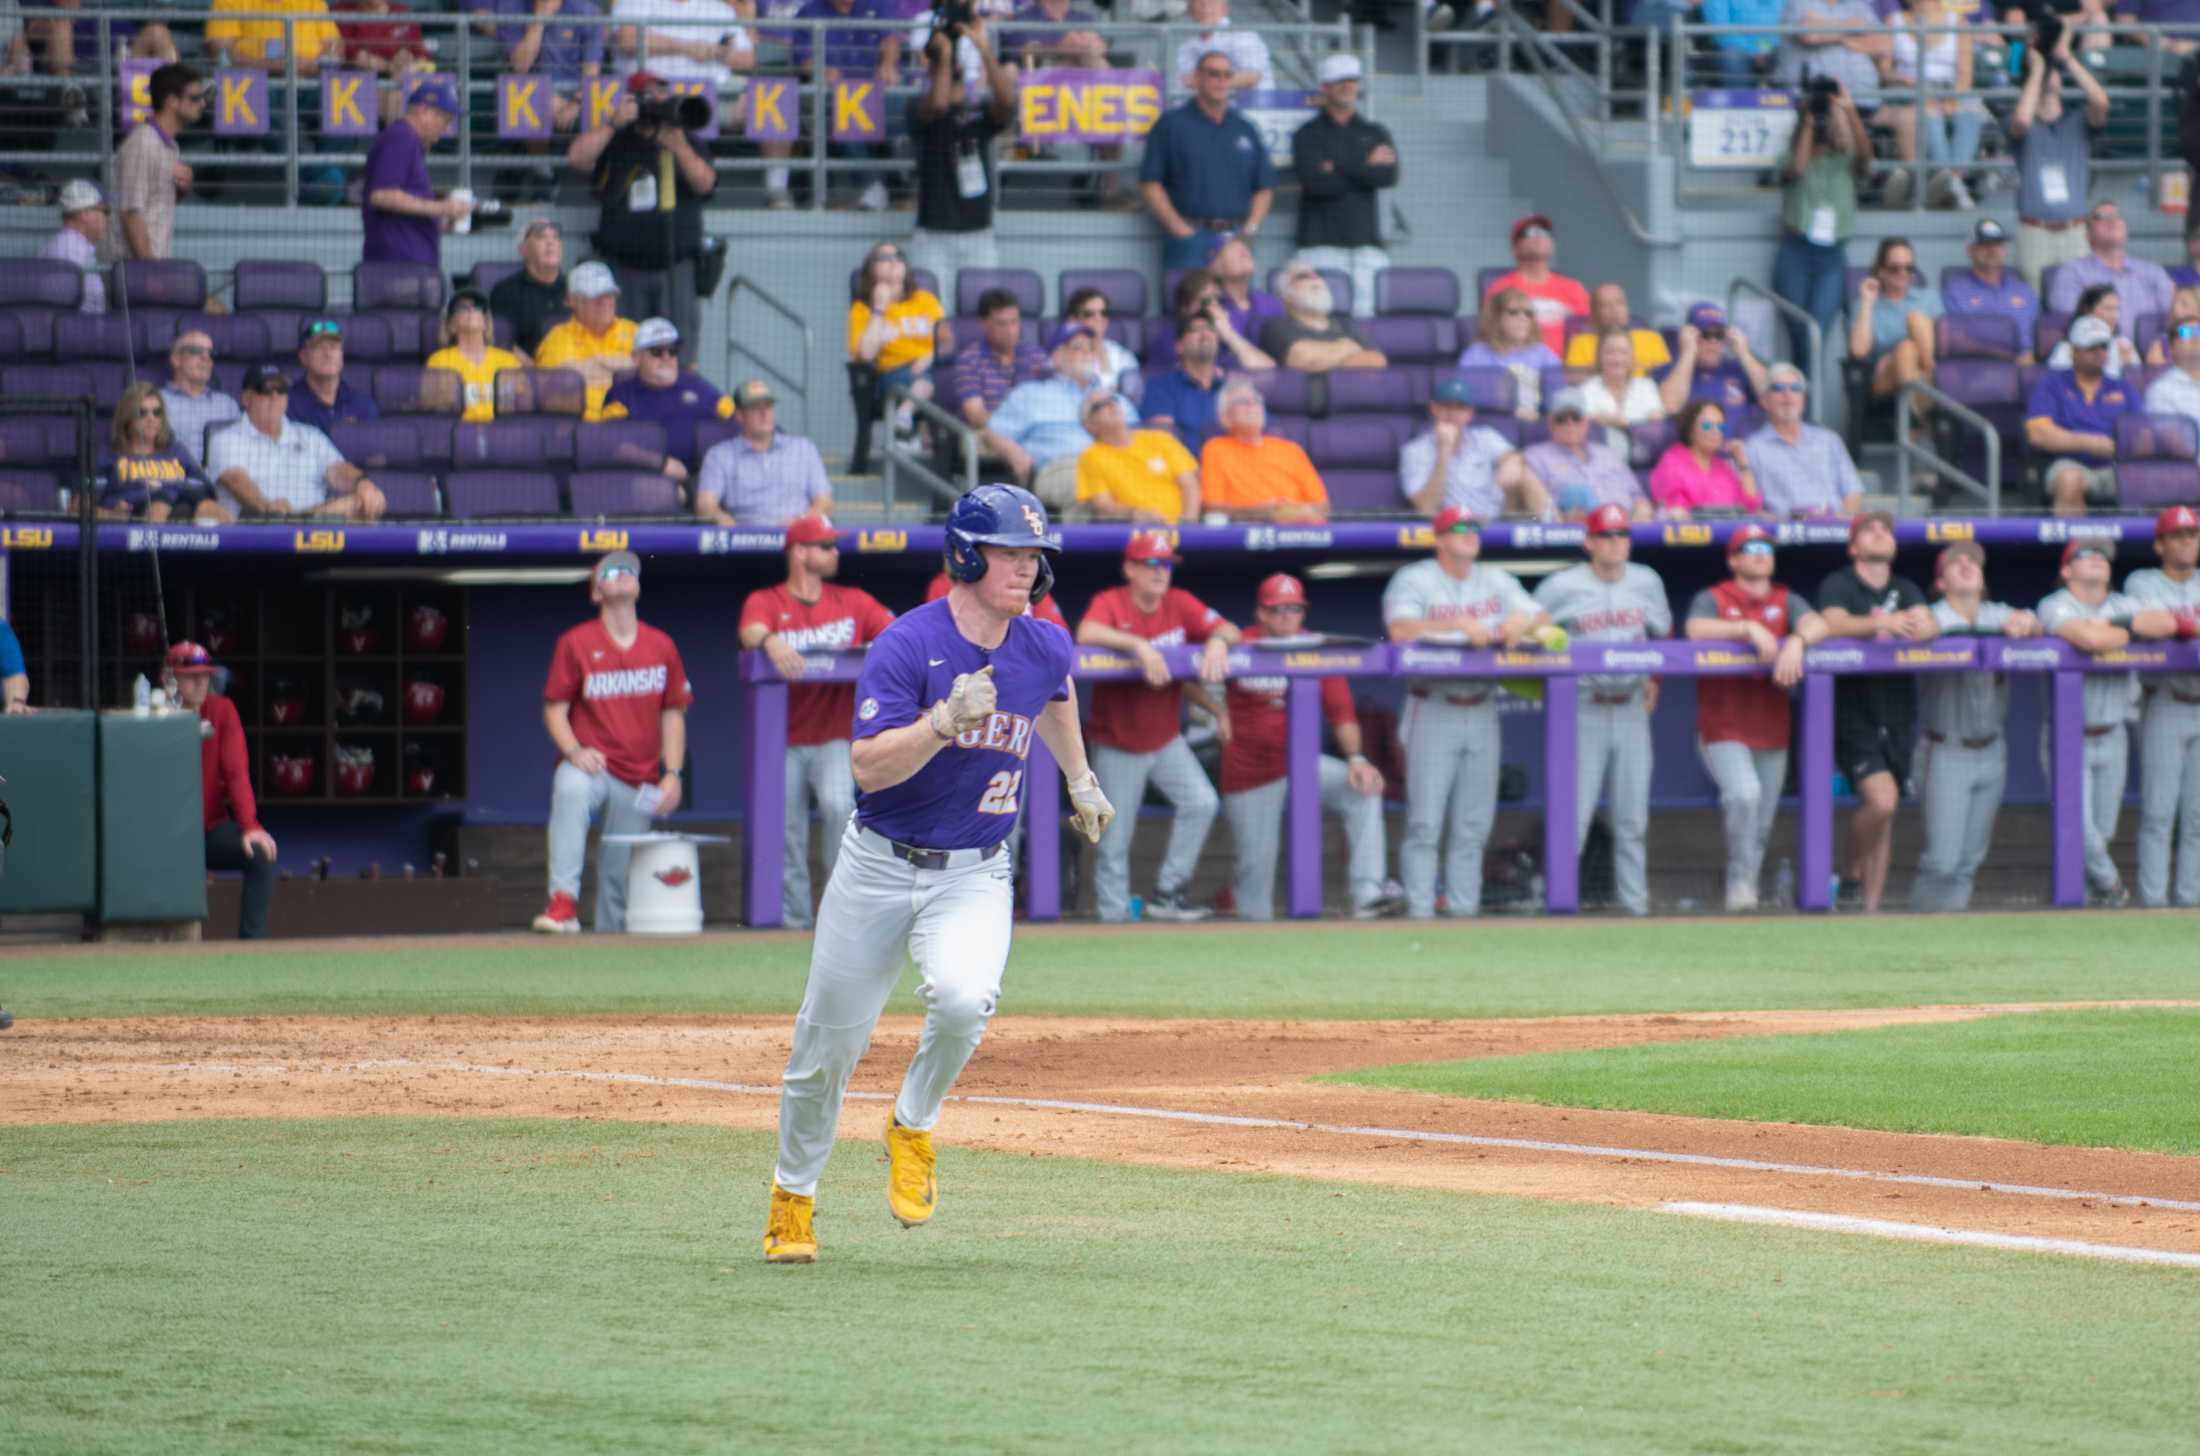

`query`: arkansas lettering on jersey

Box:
[739,582,895,746]
[543,618,695,787]
[1220,625,1355,793]
[1080,585,1225,755]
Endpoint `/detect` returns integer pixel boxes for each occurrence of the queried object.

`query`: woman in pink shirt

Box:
[1648,399,1761,518]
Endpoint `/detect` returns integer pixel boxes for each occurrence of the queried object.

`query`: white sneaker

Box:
[1725,876,1759,913]
[1880,167,1912,209]
[1949,175,1976,210]
[858,181,889,212]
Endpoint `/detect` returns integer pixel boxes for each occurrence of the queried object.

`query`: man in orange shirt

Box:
[1482,213,1589,357]
[1197,378,1329,522]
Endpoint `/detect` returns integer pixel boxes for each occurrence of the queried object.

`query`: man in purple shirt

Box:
[949,289,1046,427]
[472,0,606,130]
[600,317,734,475]
[2047,201,2177,341]
[2026,315,2138,515]
[1940,218,2041,348]
[1205,232,1283,343]
[760,483,1111,1265]
[1655,302,1769,415]
[361,75,472,264]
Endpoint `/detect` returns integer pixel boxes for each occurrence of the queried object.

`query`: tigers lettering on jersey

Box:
[584,665,670,698]
[954,710,1036,758]
[116,455,191,484]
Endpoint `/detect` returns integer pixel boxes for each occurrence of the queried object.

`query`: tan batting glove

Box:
[928,664,997,739]
[1065,769,1114,844]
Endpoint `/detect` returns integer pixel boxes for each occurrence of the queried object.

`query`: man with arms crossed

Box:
[763,485,1111,1264]
[2123,505,2200,907]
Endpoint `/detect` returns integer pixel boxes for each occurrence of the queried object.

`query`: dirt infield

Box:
[8,1004,2200,1255]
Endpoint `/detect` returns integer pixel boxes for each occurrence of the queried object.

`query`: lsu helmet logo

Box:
[1021,503,1046,536]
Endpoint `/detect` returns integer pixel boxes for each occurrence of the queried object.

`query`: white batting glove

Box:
[928,664,997,739]
[1065,770,1114,844]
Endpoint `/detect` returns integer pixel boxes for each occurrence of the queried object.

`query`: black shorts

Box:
[1836,715,1914,792]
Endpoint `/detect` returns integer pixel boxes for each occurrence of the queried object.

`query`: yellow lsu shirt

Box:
[1077,430,1197,520]
[534,317,638,421]
[847,291,944,375]
[1563,326,1672,374]
[206,0,343,65]
[425,346,524,423]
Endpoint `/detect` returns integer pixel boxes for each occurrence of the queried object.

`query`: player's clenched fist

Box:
[928,664,997,739]
[1065,770,1114,843]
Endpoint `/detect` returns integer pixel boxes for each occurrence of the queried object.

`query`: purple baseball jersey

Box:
[852,598,1075,849]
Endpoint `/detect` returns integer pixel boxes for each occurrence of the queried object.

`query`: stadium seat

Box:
[575,420,668,472]
[694,418,741,460]
[1375,267,1460,318]
[0,471,61,513]
[0,258,86,311]
[54,314,142,362]
[1539,365,1572,409]
[1328,367,1426,415]
[0,417,75,470]
[454,419,576,469]
[1309,418,1406,515]
[385,415,456,465]
[1474,266,1509,303]
[3,364,93,405]
[570,469,684,517]
[1939,313,2023,361]
[354,260,446,314]
[331,420,432,471]
[444,470,563,517]
[1139,317,1178,370]
[1268,266,1350,315]
[1929,358,2026,496]
[2133,313,2171,364]
[361,309,437,361]
[1059,269,1147,321]
[339,313,398,364]
[242,309,312,361]
[0,313,24,360]
[846,267,941,303]
[2114,413,2200,509]
[1362,316,1455,365]
[1265,414,1309,450]
[494,367,589,418]
[957,267,1043,318]
[1253,368,1313,416]
[114,258,207,312]
[1446,366,1518,415]
[469,261,522,296]
[370,470,443,517]
[1628,419,1679,470]
[2035,311,2074,361]
[2038,263,2063,308]
[373,365,464,417]
[234,259,328,312]
[1476,416,1525,448]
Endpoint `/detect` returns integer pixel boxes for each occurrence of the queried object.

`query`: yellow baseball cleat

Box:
[763,1184,818,1264]
[885,1115,937,1228]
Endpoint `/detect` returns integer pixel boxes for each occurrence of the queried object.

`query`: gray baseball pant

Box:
[547,760,657,933]
[782,740,856,930]
[1577,699,1653,916]
[1091,737,1218,920]
[1223,755,1386,921]
[2136,697,2200,907]
[1401,696,1500,918]
[1911,736,2005,913]
[2043,725,2130,893]
[1697,738,1786,908]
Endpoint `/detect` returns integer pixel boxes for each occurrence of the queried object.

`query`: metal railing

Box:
[879,382,980,514]
[1727,276,1827,421]
[1896,376,2003,514]
[725,273,812,436]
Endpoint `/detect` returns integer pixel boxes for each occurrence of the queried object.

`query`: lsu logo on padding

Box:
[579,528,629,552]
[293,529,346,553]
[858,529,908,552]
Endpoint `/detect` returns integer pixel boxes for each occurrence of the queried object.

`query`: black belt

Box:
[1192,217,1242,231]
[877,835,1002,872]
[2085,724,2117,738]
[2020,216,2082,231]
[1925,730,2000,750]
[1410,686,1492,708]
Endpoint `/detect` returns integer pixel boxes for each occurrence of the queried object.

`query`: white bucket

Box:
[617,834,705,935]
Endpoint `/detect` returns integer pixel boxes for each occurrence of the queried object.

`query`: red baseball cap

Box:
[1432,506,1482,536]
[2156,503,2200,537]
[1124,529,1178,563]
[1257,573,1306,607]
[1511,214,1554,244]
[2061,538,2114,568]
[627,70,668,93]
[785,514,838,548]
[165,641,215,675]
[1584,503,1631,537]
[1727,523,1775,556]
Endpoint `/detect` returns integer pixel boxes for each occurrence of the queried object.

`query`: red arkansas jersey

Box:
[740,582,896,746]
[1219,625,1357,793]
[1694,579,1797,751]
[1079,585,1225,754]
[543,618,695,787]
[924,571,1071,629]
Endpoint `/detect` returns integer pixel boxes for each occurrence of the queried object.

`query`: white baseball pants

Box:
[1090,737,1219,920]
[1400,695,1500,918]
[547,760,656,933]
[1697,738,1786,909]
[1222,755,1387,921]
[781,740,856,930]
[1576,699,1653,916]
[1912,736,2005,913]
[2136,697,2200,907]
[773,822,1015,1198]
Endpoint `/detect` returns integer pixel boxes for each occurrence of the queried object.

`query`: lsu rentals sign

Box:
[1019,68,1163,145]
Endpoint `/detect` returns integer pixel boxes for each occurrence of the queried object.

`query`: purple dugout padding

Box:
[1542,677,1579,915]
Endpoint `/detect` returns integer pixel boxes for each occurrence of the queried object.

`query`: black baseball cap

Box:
[243,363,291,394]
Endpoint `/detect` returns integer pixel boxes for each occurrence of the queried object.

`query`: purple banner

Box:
[744,77,797,141]
[1018,67,1163,144]
[829,79,883,142]
[583,76,622,131]
[119,58,158,128]
[497,73,554,140]
[665,80,719,140]
[320,69,377,138]
[213,69,270,138]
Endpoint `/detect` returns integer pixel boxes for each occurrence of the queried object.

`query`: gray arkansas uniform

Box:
[1382,557,1538,918]
[2122,567,2200,906]
[2037,587,2144,896]
[1532,562,1672,916]
[1911,599,2017,913]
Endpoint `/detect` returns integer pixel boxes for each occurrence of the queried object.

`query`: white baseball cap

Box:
[58,179,107,215]
[569,260,620,299]
[634,317,680,351]
[1317,54,1362,84]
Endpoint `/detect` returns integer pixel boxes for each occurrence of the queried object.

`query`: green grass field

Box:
[7,913,2200,1020]
[6,1119,2197,1455]
[1332,1008,2200,1154]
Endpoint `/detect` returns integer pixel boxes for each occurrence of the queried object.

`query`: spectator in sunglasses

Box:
[1649,399,1760,519]
[98,382,216,522]
[426,288,525,423]
[2142,314,2200,446]
[1458,285,1559,417]
[1939,218,2038,357]
[2046,199,2175,335]
[601,317,734,478]
[2025,314,2136,515]
[1851,236,1939,408]
[1063,286,1144,403]
[159,329,243,463]
[1743,362,1864,516]
[289,318,381,434]
[1657,301,1770,415]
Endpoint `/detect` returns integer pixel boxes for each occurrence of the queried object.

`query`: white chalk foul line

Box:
[1663,1203,2200,1270]
[312,1058,2200,1217]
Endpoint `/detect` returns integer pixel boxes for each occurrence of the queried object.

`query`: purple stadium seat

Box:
[2039,263,2063,308]
[235,259,327,312]
[1140,317,1179,370]
[1478,417,1524,448]
[1628,419,1678,470]
[0,313,24,360]
[2133,312,2171,364]
[1362,316,1453,365]
[331,420,430,470]
[455,418,576,468]
[54,315,141,361]
[2035,311,2073,361]
[847,267,941,302]
[1939,312,2023,361]
[695,418,741,459]
[2114,413,2200,509]
[492,316,518,351]
[384,414,456,464]
[0,417,74,464]
[1253,368,1313,416]
[360,309,437,361]
[1375,267,1460,318]
[213,361,249,398]
[0,259,86,309]
[470,261,522,295]
[495,367,589,418]
[444,470,563,517]
[1540,365,1573,409]
[1329,367,1425,415]
[0,471,61,513]
[570,469,684,517]
[1934,358,2023,410]
[3,364,93,403]
[1309,417,1401,470]
[957,267,1043,318]
[2130,364,2164,397]
[241,309,310,359]
[339,313,397,363]
[576,420,668,471]
[370,470,442,517]
[1266,414,1309,450]
[1442,366,1518,415]
[114,258,207,311]
[1059,269,1148,320]
[374,365,463,417]
[1268,266,1351,316]
[340,361,376,399]
[1516,418,1551,449]
[134,311,187,353]
[354,260,445,313]
[1475,266,1510,303]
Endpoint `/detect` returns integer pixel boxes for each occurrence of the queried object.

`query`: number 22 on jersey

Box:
[977,770,1023,816]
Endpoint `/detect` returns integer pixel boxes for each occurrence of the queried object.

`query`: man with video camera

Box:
[908,7,1018,289]
[566,70,717,358]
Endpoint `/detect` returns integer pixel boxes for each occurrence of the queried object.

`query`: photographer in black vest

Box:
[566,71,717,360]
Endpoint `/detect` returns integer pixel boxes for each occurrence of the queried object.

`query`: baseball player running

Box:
[1532,504,1671,917]
[2038,539,2179,907]
[1684,525,1829,912]
[2122,504,2200,907]
[738,516,896,930]
[1382,507,1551,919]
[534,552,692,934]
[1220,573,1398,920]
[1912,541,2040,913]
[1814,511,1936,914]
[764,485,1113,1265]
[1075,530,1241,921]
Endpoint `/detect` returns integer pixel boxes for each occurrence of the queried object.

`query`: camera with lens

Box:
[931,0,975,39]
[637,92,712,131]
[2032,8,2065,59]
[1802,70,1841,124]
